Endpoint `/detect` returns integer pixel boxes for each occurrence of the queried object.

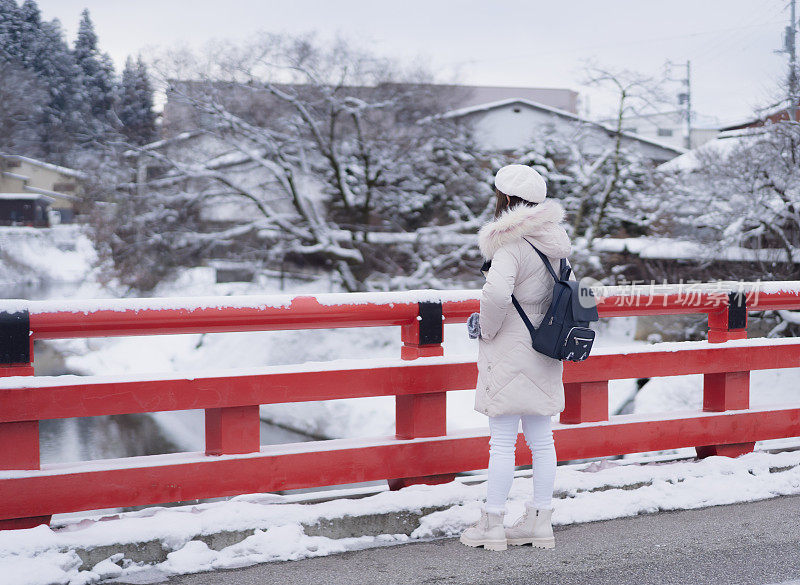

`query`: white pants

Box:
[484,414,556,515]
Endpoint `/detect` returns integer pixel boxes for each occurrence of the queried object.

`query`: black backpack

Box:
[510,238,599,362]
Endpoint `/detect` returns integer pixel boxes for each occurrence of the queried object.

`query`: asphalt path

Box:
[163,495,800,585]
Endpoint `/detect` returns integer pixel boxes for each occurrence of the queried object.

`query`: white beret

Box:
[494,164,547,203]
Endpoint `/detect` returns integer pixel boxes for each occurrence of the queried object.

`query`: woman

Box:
[460,164,571,552]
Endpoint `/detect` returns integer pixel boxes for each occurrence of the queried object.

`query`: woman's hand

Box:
[467,312,482,339]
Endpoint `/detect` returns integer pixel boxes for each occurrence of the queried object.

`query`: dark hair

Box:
[493,188,536,218]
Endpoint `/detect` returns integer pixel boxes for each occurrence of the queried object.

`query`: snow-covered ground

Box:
[3,449,800,585]
[0,225,98,292]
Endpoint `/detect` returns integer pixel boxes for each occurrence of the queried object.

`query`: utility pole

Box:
[788,0,798,121]
[777,0,798,121]
[668,60,693,149]
[682,61,692,149]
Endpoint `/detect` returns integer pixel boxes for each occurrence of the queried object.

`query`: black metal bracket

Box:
[0,310,31,365]
[418,301,443,345]
[728,291,747,330]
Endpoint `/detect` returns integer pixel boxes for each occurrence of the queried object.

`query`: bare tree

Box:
[576,62,669,245]
[656,120,800,336]
[513,121,665,281]
[99,35,492,291]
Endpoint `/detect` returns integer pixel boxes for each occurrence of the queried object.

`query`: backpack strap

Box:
[522,238,559,282]
[511,239,553,343]
[560,259,571,281]
[511,293,538,342]
[511,239,572,344]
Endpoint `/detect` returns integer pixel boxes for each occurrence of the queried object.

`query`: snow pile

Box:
[2,449,800,584]
[0,225,97,286]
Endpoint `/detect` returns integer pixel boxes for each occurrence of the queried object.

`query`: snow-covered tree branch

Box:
[96,35,492,291]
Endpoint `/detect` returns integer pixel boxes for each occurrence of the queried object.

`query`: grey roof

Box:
[0,192,55,202]
[450,85,579,113]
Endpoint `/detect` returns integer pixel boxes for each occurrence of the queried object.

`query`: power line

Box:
[473,19,786,63]
[685,3,786,63]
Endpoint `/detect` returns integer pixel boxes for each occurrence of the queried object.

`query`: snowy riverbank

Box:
[0,225,98,294]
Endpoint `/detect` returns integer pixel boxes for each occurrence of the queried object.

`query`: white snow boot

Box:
[505,504,555,549]
[459,510,507,551]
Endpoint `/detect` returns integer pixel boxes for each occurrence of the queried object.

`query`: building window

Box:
[146,165,167,180]
[512,107,521,113]
[53,182,76,192]
[622,127,638,134]
[657,128,674,137]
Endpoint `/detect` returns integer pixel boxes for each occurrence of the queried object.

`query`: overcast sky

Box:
[35,0,793,124]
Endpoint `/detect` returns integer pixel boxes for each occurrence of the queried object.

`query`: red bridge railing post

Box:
[205,406,261,456]
[560,381,609,424]
[390,301,454,490]
[697,292,754,458]
[0,310,51,529]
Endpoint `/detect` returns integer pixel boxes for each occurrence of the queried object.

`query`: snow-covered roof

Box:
[594,236,800,263]
[0,192,55,203]
[656,127,767,173]
[0,153,86,180]
[1,171,28,182]
[719,101,796,131]
[23,185,80,201]
[442,98,686,156]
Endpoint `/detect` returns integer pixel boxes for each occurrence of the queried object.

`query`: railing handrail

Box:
[0,280,798,339]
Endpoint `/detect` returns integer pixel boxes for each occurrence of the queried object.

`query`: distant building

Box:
[657,127,762,174]
[445,84,579,113]
[720,102,800,131]
[146,86,684,229]
[0,193,52,227]
[596,110,720,150]
[161,81,580,136]
[0,154,85,223]
[444,98,685,164]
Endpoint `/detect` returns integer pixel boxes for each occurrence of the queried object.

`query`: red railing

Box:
[1,282,800,530]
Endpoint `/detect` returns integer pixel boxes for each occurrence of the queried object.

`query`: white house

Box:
[444,98,685,164]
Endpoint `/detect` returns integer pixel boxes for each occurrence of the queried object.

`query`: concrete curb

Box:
[72,507,445,570]
[66,451,800,571]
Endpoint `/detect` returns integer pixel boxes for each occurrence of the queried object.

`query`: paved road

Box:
[166,495,800,585]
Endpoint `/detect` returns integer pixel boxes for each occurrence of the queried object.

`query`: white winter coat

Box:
[474,199,572,417]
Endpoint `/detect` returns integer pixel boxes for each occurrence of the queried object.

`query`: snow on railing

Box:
[1,280,798,339]
[1,281,800,531]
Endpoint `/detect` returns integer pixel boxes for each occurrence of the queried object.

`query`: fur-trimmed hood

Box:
[478,199,571,260]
